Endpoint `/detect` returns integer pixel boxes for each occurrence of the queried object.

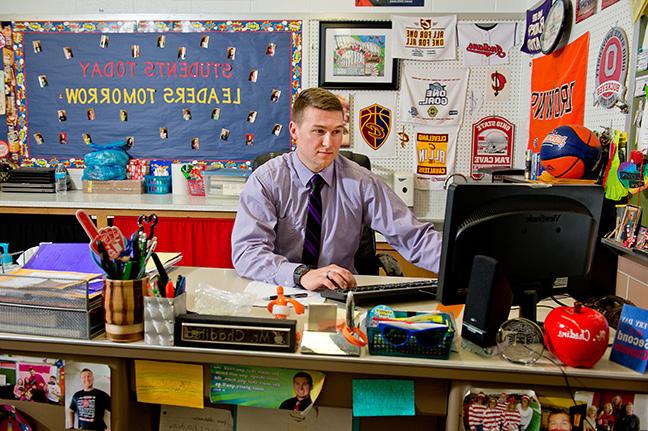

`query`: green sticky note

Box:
[352,379,415,417]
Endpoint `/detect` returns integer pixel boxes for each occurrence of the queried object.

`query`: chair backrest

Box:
[252,150,380,275]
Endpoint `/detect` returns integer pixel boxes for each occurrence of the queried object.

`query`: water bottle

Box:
[55,163,67,193]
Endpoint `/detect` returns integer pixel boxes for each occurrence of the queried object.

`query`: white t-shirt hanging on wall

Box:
[391,15,457,60]
[457,22,517,66]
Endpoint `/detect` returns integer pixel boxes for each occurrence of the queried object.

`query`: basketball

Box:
[539,125,602,179]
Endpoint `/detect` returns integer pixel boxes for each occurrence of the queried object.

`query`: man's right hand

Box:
[299,264,357,291]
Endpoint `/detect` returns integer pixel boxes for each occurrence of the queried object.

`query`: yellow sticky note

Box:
[135,360,204,408]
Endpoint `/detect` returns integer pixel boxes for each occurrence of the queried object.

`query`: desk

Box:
[0,268,645,431]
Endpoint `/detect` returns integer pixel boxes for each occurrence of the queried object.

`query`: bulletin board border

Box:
[10,19,303,169]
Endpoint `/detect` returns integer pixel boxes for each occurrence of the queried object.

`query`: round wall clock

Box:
[540,0,573,55]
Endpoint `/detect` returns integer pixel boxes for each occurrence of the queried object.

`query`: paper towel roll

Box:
[171,164,189,195]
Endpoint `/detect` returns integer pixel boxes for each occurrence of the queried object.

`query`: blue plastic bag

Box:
[83,141,130,180]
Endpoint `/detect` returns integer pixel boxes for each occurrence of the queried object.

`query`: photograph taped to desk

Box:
[65,361,111,431]
[463,388,540,431]
[0,355,63,406]
[573,390,646,431]
[210,364,325,411]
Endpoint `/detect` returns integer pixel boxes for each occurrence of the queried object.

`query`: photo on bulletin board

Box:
[463,388,541,431]
[538,395,588,431]
[574,390,647,431]
[15,359,64,405]
[64,362,111,431]
[318,21,399,90]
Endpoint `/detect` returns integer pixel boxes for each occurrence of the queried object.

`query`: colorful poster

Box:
[210,365,326,410]
[521,0,552,54]
[414,125,459,190]
[356,0,424,5]
[391,15,457,60]
[353,92,397,159]
[14,20,302,164]
[400,65,469,126]
[610,304,648,373]
[457,23,517,66]
[528,33,589,152]
[486,68,511,101]
[602,0,622,9]
[64,362,111,431]
[576,0,597,23]
[470,116,515,180]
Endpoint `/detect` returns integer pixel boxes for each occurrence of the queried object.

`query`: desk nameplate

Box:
[175,314,297,352]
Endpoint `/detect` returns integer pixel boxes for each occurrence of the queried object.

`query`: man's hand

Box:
[299,265,357,291]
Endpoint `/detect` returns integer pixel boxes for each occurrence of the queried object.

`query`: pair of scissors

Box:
[137,214,158,240]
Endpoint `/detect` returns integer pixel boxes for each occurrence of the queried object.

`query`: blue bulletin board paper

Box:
[609,304,648,373]
[13,20,301,165]
[351,379,415,417]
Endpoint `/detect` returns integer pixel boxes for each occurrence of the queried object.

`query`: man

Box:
[47,375,61,404]
[617,402,639,431]
[279,372,313,412]
[548,410,572,431]
[67,368,111,430]
[24,368,47,402]
[231,87,442,290]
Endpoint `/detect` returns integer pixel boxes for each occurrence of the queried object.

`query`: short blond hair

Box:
[292,88,343,125]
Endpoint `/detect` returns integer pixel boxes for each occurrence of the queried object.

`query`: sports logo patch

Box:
[359,104,391,151]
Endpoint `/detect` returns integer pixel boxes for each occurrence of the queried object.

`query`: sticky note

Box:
[135,360,204,408]
[352,379,415,416]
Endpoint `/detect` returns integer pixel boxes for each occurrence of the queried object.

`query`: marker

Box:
[263,292,308,301]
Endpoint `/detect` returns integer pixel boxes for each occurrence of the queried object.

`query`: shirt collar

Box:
[291,151,334,187]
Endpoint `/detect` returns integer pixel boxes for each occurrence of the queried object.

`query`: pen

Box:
[263,293,308,301]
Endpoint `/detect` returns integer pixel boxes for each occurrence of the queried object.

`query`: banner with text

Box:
[15,21,302,163]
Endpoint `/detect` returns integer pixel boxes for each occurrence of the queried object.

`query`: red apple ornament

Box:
[543,302,609,368]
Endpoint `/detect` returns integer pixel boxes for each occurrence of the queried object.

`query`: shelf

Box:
[601,237,648,266]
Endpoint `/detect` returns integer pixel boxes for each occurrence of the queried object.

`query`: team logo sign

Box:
[491,70,507,96]
[470,116,515,180]
[359,104,392,151]
[594,27,628,109]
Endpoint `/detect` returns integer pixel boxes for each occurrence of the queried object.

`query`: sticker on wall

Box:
[414,125,458,190]
[486,68,510,101]
[457,23,516,66]
[594,27,628,110]
[391,15,457,60]
[576,0,597,23]
[521,0,551,55]
[470,116,515,180]
[353,92,397,159]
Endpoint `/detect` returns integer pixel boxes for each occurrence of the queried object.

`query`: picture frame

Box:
[318,21,400,90]
[615,204,642,246]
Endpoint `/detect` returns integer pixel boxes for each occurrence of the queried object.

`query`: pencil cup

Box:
[103,278,146,342]
[144,294,186,346]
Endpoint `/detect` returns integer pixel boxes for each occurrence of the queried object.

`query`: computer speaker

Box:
[461,255,513,348]
[393,172,414,207]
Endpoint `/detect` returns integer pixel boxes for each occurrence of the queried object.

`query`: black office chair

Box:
[252,150,402,276]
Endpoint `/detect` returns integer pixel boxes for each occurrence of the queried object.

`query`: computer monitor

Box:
[437,183,604,321]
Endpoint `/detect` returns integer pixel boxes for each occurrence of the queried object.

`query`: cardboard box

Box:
[83,179,144,194]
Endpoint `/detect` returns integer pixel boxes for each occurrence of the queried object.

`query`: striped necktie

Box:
[302,174,324,266]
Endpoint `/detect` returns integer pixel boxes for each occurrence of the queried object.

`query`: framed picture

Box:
[615,204,642,246]
[318,21,399,90]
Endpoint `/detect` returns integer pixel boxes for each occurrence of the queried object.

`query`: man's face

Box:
[29,369,35,376]
[81,371,94,390]
[549,413,571,431]
[293,377,311,400]
[291,107,344,173]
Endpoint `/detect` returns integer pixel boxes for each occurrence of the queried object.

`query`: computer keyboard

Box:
[320,279,438,305]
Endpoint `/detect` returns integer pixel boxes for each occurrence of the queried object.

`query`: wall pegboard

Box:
[309,18,525,221]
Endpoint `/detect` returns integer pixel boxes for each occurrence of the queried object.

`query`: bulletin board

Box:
[10,20,302,165]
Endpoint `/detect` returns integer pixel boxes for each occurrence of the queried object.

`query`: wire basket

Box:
[144,175,171,194]
[367,311,455,359]
[188,179,205,196]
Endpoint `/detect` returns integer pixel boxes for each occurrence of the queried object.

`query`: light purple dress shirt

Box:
[231,152,442,286]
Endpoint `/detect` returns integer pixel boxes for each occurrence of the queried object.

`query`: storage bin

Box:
[367,310,455,359]
[145,175,171,194]
[187,179,205,196]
